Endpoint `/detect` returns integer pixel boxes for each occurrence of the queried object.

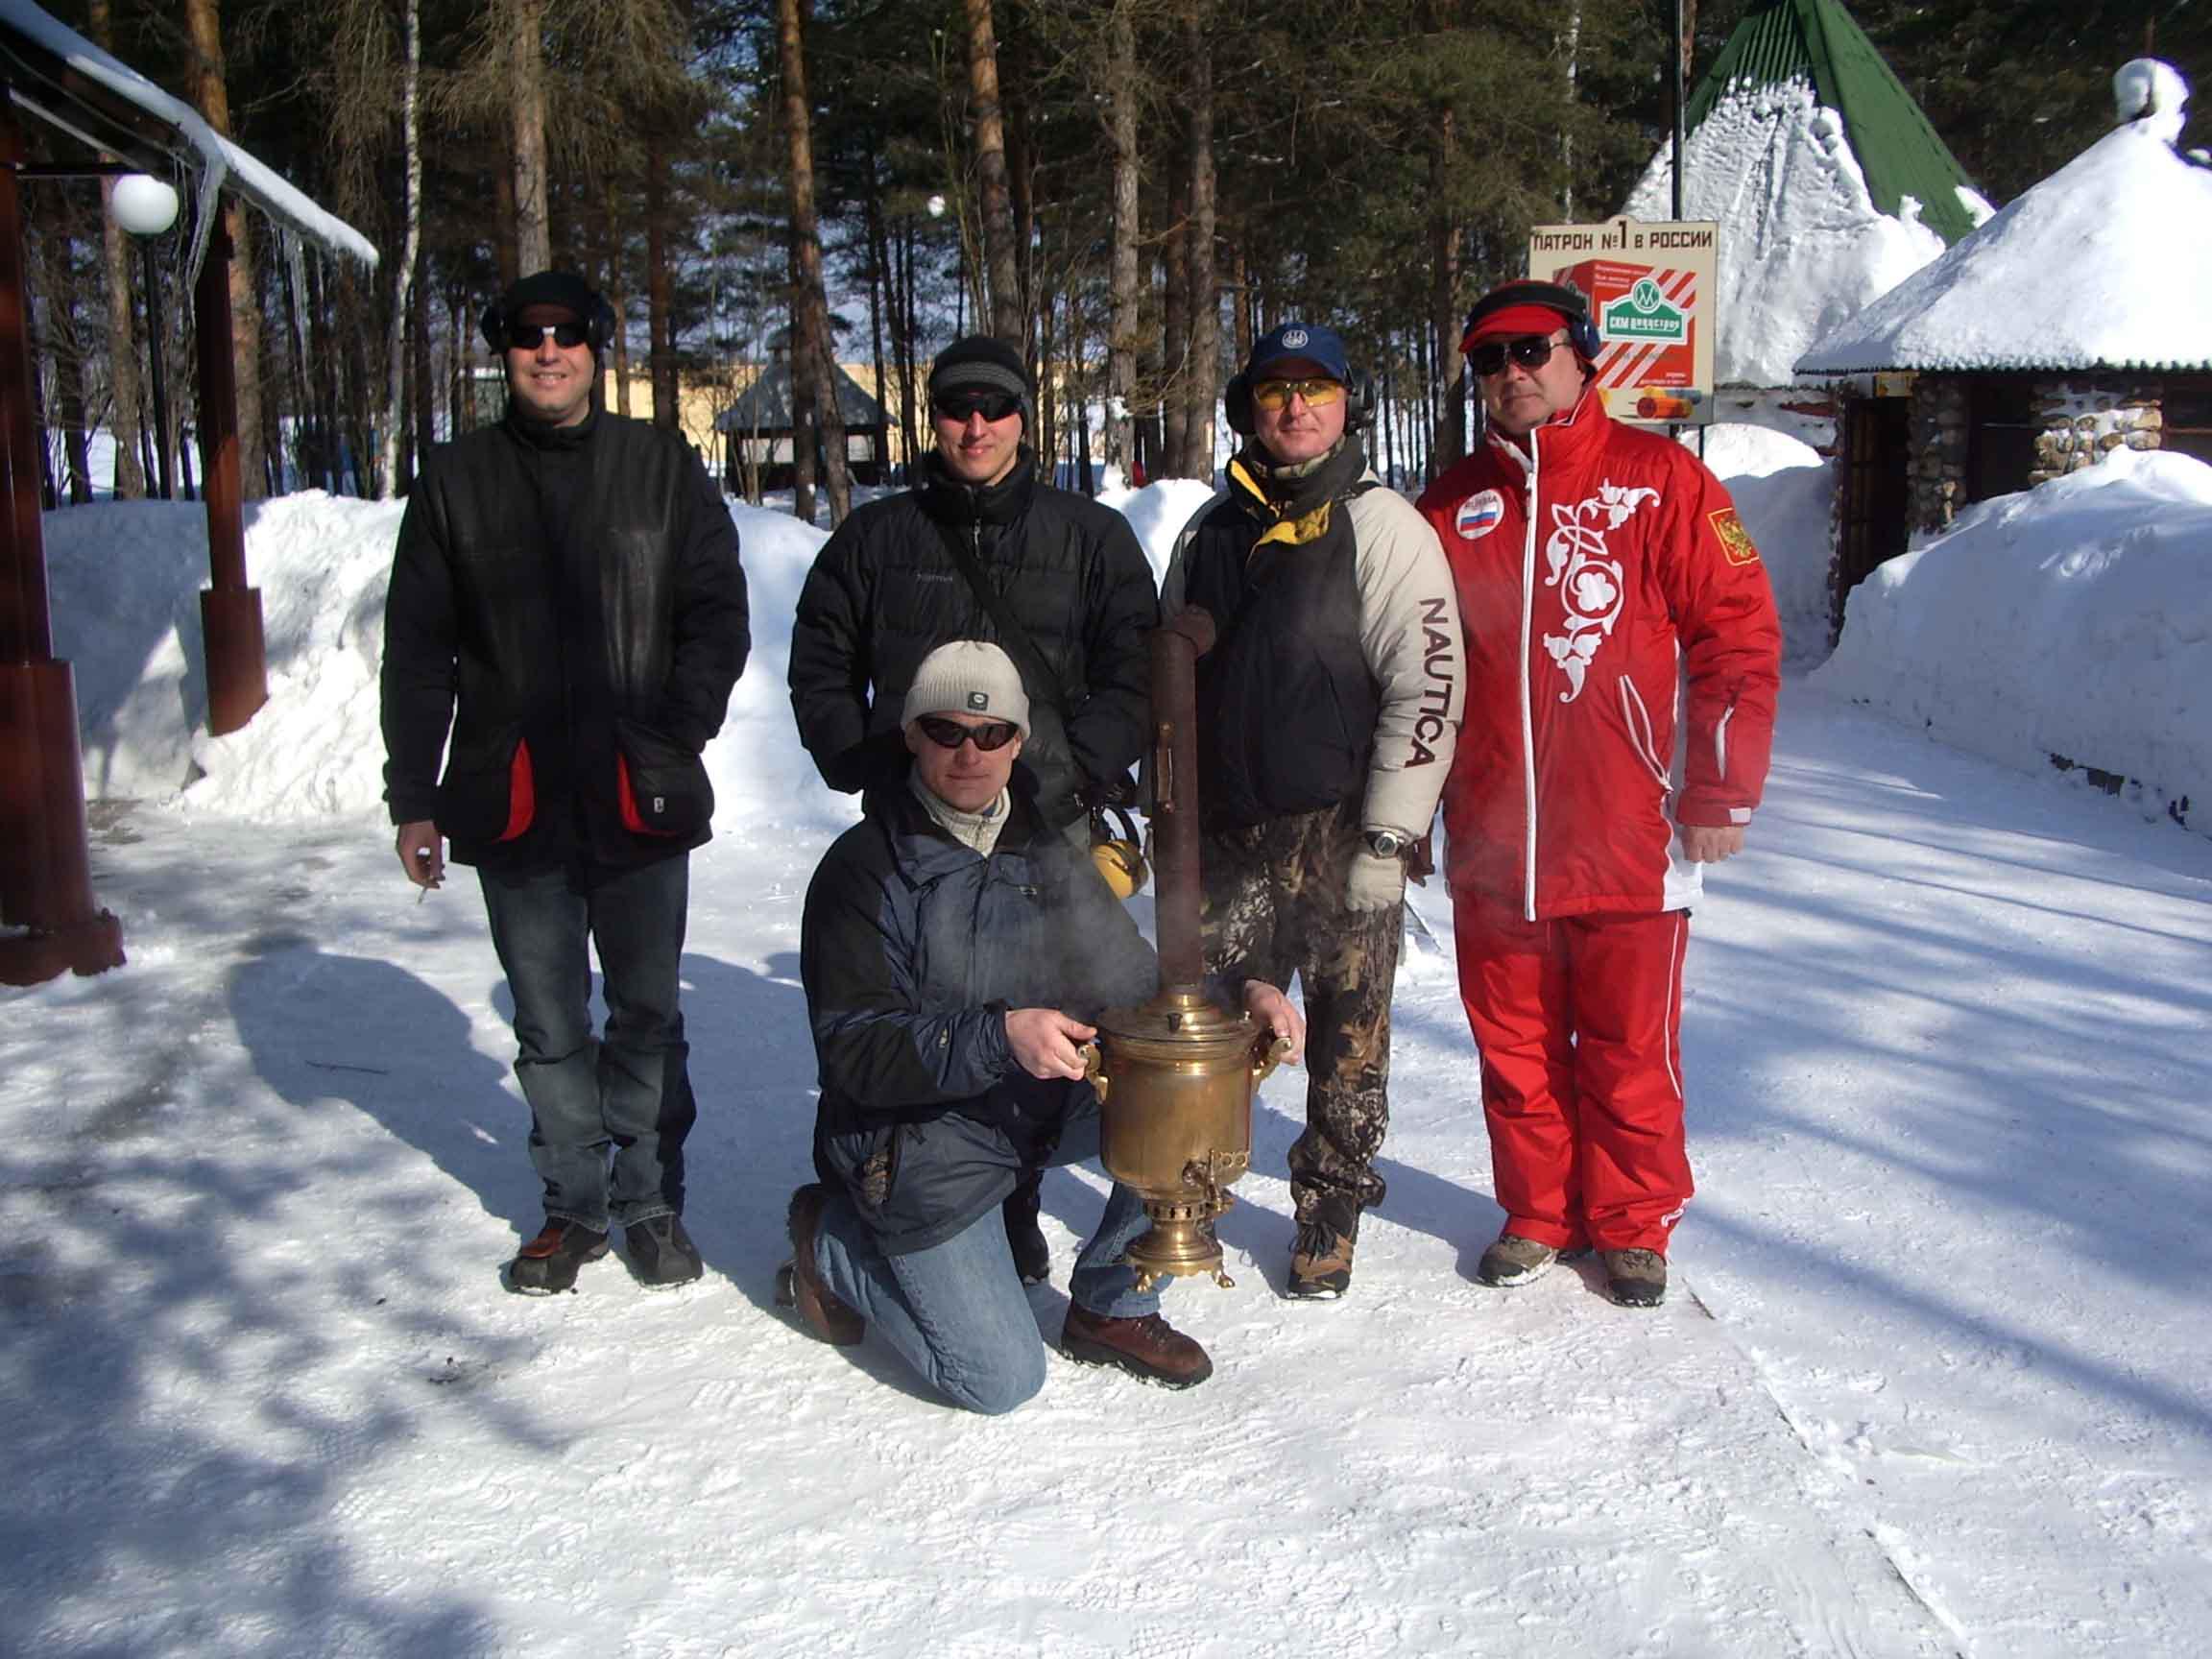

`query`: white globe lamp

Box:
[110,174,180,237]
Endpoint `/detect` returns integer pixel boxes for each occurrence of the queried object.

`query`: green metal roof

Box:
[1688,0,1982,244]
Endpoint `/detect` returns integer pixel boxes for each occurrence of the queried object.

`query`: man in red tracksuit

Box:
[1417,280,1781,1309]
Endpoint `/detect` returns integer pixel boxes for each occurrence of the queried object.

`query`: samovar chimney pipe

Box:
[1148,613,1214,992]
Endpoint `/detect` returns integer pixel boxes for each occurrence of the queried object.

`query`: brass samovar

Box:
[1083,615,1288,1291]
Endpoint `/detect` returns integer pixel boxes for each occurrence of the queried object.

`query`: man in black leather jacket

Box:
[787,336,1158,1281]
[381,272,749,1295]
[780,642,1302,1412]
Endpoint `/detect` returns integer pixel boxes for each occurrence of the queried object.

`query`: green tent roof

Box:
[1688,0,1982,244]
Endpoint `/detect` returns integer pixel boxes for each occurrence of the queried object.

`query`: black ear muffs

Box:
[1224,372,1254,436]
[1460,279,1602,360]
[480,294,619,353]
[1347,373,1378,429]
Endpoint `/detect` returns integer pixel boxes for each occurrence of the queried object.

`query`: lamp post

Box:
[111,174,177,500]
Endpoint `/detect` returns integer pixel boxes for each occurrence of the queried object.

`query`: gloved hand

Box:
[1344,848,1407,912]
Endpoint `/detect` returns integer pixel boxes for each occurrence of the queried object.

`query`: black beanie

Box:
[928,335,1035,430]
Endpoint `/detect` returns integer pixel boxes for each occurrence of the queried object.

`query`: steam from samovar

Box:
[1081,613,1288,1291]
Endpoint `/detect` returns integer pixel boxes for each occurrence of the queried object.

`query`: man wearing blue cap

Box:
[1161,324,1465,1297]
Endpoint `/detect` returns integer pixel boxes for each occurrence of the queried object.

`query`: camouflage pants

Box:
[1201,799,1401,1242]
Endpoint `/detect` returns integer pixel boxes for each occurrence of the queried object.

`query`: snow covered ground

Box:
[7,481,2210,1656]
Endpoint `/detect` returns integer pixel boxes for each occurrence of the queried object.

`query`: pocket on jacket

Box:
[438,722,535,844]
[614,715,712,838]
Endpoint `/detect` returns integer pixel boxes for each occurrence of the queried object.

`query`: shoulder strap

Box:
[929,517,1078,712]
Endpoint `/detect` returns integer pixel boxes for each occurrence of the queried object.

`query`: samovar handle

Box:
[1077,1040,1110,1104]
[1251,1032,1293,1084]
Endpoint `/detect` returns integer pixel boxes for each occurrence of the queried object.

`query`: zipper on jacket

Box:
[1518,431,1542,924]
[1716,681,1742,780]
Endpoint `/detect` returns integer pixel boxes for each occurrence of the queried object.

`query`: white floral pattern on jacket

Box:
[1541,482,1659,702]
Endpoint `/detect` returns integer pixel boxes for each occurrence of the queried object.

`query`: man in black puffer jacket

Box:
[788,336,1159,1282]
[780,643,1303,1413]
[381,271,749,1296]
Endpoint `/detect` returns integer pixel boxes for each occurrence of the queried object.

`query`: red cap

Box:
[1462,302,1575,351]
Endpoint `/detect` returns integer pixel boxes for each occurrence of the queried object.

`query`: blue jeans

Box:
[810,1098,1166,1415]
[478,855,694,1231]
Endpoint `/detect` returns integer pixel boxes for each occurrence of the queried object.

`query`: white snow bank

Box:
[1697,423,1836,663]
[1096,477,1218,582]
[1798,62,2212,373]
[46,493,854,838]
[1811,447,2212,821]
[1624,80,1948,387]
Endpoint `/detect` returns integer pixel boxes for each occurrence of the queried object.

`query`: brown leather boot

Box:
[1061,1304,1214,1388]
[781,1184,864,1345]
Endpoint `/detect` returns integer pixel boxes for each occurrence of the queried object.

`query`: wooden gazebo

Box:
[0,4,377,985]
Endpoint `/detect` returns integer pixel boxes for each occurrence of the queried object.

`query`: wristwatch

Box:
[1363,829,1411,860]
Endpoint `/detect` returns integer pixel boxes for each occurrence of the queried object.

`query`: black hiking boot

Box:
[507,1218,611,1295]
[624,1214,704,1288]
[1004,1170,1050,1286]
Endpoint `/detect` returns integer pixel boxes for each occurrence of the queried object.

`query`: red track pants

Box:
[1452,897,1693,1254]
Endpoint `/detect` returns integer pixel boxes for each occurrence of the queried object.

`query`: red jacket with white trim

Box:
[1416,392,1781,920]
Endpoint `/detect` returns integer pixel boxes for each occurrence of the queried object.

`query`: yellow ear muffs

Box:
[1090,805,1148,900]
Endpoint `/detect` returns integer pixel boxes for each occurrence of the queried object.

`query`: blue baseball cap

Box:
[1245,323,1351,383]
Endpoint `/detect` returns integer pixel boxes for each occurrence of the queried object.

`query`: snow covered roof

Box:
[1623,0,1992,388]
[1797,61,2212,375]
[715,359,887,432]
[1624,82,1960,388]
[1686,0,1983,245]
[0,0,376,272]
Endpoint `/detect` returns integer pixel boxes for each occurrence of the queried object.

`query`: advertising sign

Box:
[1526,217,1719,424]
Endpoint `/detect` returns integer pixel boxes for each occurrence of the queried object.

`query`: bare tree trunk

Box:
[960,0,1022,345]
[1180,0,1216,480]
[893,212,920,479]
[601,180,632,417]
[644,130,677,433]
[864,156,889,484]
[1161,185,1188,479]
[1429,116,1464,471]
[1105,1,1139,487]
[510,0,551,274]
[1004,21,1036,349]
[184,0,266,498]
[409,244,432,468]
[379,0,421,500]
[89,0,146,498]
[777,0,849,523]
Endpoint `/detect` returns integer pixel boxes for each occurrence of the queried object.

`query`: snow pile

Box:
[1096,477,1218,582]
[1696,423,1836,662]
[46,493,854,838]
[1812,447,2212,820]
[1625,80,1956,387]
[1798,61,2212,373]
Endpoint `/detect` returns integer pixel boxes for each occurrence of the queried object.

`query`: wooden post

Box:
[193,216,267,734]
[0,106,124,984]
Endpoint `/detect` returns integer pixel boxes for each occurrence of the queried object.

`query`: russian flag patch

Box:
[1455,489,1504,541]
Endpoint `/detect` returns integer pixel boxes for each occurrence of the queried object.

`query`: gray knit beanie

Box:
[902,640,1031,736]
[927,336,1036,431]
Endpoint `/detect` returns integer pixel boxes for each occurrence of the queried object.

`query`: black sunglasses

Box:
[931,389,1022,423]
[505,320,590,350]
[1467,333,1571,376]
[915,715,1021,752]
